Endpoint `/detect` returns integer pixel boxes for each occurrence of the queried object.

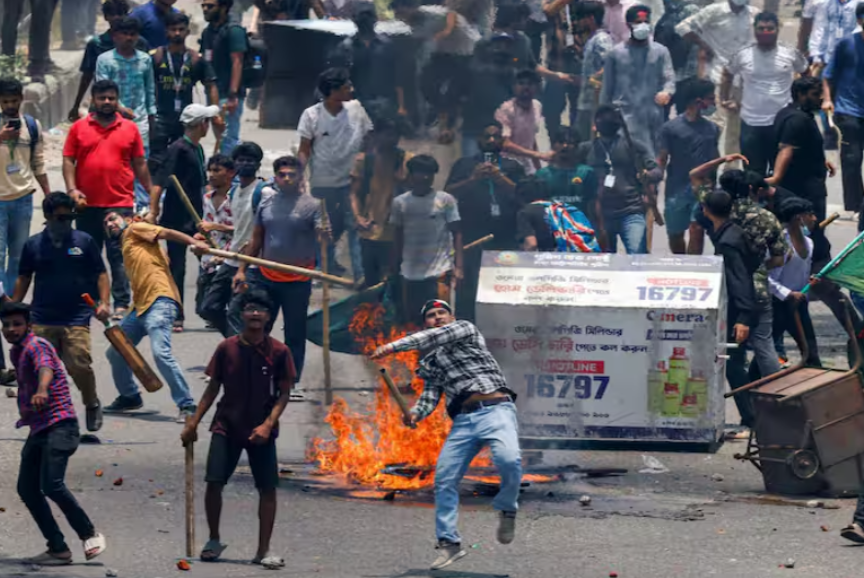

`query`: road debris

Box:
[806,500,824,509]
[783,558,796,569]
[6,387,16,397]
[113,477,123,486]
[105,568,118,577]
[579,495,592,506]
[820,525,830,532]
[176,559,191,571]
[95,470,104,477]
[711,474,725,482]
[639,455,669,474]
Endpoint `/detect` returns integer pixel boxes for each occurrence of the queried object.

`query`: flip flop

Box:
[841,523,864,544]
[253,554,285,569]
[200,540,227,562]
[83,533,106,561]
[26,551,72,566]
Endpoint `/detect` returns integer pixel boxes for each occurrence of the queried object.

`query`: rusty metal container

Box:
[728,305,864,497]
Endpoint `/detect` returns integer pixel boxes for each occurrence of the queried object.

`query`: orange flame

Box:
[308,302,496,489]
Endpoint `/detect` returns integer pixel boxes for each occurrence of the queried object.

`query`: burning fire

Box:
[308,302,500,490]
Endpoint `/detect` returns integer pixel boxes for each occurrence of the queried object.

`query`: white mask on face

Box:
[632,22,651,40]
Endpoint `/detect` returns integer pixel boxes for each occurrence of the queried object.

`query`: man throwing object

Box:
[371,299,521,570]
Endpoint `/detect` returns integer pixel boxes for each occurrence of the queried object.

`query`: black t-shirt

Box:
[327,35,399,105]
[765,185,797,219]
[773,104,827,198]
[576,136,657,220]
[445,154,525,249]
[80,32,150,74]
[19,230,106,327]
[462,57,517,137]
[153,48,216,120]
[516,203,556,250]
[200,22,248,96]
[157,137,206,232]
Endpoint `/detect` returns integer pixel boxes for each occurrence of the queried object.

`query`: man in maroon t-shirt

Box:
[180,289,294,569]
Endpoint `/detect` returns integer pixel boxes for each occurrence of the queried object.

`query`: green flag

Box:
[804,230,864,295]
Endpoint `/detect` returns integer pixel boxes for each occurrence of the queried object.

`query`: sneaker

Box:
[840,522,864,544]
[103,395,143,413]
[0,368,17,385]
[86,400,103,432]
[497,511,516,544]
[177,405,197,424]
[430,541,467,570]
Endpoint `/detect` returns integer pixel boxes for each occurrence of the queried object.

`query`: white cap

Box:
[180,104,220,125]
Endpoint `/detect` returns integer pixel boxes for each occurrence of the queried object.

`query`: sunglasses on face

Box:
[243,304,266,312]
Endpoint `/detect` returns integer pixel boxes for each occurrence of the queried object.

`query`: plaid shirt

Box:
[201,189,234,271]
[390,320,511,420]
[11,332,76,433]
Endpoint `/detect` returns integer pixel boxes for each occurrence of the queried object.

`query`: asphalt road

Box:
[2,2,864,576]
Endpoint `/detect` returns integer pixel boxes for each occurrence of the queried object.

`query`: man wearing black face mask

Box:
[12,193,111,434]
[576,104,662,253]
[327,2,406,122]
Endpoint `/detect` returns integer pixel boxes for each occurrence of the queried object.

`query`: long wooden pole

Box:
[169,174,215,247]
[379,368,416,428]
[320,199,332,405]
[184,427,195,558]
[202,247,356,287]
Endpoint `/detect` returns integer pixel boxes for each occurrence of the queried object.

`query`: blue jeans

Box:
[311,185,363,283]
[435,402,522,544]
[219,97,245,155]
[227,269,312,380]
[107,297,194,409]
[0,194,33,290]
[134,144,150,211]
[604,213,647,254]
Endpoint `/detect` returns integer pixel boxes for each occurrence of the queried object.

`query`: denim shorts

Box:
[664,189,696,235]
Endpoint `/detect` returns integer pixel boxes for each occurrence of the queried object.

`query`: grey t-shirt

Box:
[657,115,720,196]
[255,191,322,267]
[390,190,460,281]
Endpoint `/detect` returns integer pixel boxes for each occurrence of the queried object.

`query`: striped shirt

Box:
[389,320,512,420]
[11,332,76,433]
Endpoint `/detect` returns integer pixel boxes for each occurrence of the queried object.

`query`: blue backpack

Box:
[229,178,270,212]
[533,201,600,253]
[24,115,39,163]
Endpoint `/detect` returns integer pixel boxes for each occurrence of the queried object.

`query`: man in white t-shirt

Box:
[389,154,463,323]
[676,0,759,156]
[723,12,807,176]
[298,68,373,283]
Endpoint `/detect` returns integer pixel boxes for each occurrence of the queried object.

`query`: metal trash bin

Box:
[729,304,864,497]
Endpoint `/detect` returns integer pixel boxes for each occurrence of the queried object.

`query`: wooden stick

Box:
[184,430,195,558]
[202,247,356,287]
[320,199,332,406]
[645,209,655,253]
[379,368,416,428]
[820,212,841,229]
[169,174,215,247]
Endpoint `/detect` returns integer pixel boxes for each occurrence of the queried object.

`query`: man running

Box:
[371,299,521,570]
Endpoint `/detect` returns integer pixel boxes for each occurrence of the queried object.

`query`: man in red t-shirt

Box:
[180,289,295,569]
[62,79,152,319]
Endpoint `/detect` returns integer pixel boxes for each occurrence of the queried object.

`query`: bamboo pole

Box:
[183,426,195,558]
[379,368,416,428]
[202,247,357,287]
[320,199,332,405]
[169,174,215,247]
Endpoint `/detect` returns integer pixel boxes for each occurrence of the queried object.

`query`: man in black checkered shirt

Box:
[372,299,521,571]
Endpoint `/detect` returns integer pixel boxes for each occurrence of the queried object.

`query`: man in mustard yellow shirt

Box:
[102,212,208,422]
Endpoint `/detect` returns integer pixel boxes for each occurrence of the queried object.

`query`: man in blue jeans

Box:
[200,0,247,155]
[372,300,521,571]
[101,212,208,422]
[575,105,662,253]
[231,156,326,384]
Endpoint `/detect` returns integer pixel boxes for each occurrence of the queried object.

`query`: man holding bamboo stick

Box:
[231,156,327,384]
[101,212,208,421]
[372,299,520,571]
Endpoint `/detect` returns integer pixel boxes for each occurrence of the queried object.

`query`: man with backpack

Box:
[0,77,50,385]
[150,11,220,174]
[199,142,272,337]
[516,176,601,252]
[201,0,254,155]
[349,116,412,289]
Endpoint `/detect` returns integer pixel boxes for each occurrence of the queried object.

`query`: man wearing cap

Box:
[371,300,521,571]
[149,103,220,332]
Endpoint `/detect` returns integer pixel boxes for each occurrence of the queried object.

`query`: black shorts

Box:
[204,433,279,491]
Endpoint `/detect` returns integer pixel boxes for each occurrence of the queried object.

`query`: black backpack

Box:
[213,24,267,90]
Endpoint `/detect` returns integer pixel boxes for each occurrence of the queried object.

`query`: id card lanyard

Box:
[167,50,191,113]
[564,4,575,47]
[597,138,616,189]
[487,157,502,217]
[4,117,19,174]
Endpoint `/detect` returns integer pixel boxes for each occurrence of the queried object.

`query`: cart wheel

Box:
[787,449,820,480]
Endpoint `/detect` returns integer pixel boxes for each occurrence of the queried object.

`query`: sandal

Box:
[27,551,73,566]
[253,554,285,569]
[841,522,864,544]
[172,322,184,333]
[83,533,106,561]
[200,539,227,562]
